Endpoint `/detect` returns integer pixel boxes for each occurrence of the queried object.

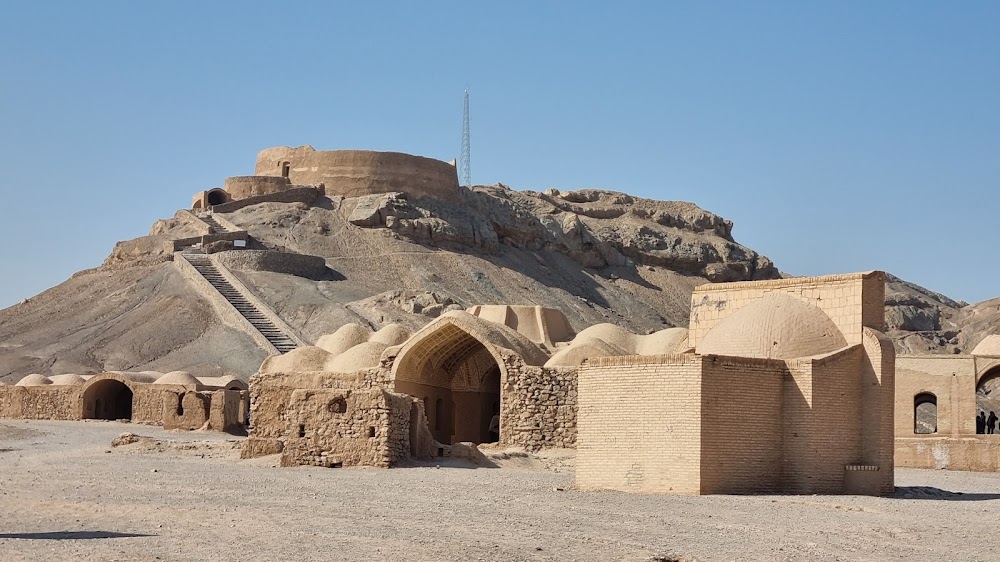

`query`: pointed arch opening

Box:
[976,366,1000,434]
[393,322,506,445]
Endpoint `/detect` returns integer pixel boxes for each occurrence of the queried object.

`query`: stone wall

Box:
[242,370,376,458]
[280,387,389,467]
[254,146,460,202]
[162,391,210,430]
[501,364,578,450]
[0,379,243,434]
[0,386,81,420]
[209,390,245,433]
[130,385,178,424]
[213,250,328,280]
[210,186,322,214]
[224,175,292,200]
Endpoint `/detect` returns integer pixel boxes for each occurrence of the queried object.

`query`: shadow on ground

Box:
[894,486,1000,501]
[0,531,155,540]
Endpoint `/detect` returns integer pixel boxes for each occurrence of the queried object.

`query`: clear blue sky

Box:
[1,1,998,309]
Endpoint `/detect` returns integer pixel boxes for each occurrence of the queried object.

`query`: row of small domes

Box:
[6,371,205,387]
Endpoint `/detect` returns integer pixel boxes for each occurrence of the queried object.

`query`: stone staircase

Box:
[199,213,229,234]
[182,253,298,354]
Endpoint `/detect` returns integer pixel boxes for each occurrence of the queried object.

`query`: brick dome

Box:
[972,335,1000,356]
[697,293,846,359]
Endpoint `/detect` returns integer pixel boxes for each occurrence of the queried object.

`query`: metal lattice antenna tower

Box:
[460,89,472,187]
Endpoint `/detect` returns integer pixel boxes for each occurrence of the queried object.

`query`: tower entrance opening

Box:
[206,189,228,206]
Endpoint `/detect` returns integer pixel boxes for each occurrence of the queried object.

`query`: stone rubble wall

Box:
[213,250,328,280]
[280,387,397,468]
[501,362,578,451]
[0,386,81,420]
[211,186,322,214]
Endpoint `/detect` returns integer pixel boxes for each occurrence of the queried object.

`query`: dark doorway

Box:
[83,379,133,421]
[206,190,227,206]
[281,162,291,178]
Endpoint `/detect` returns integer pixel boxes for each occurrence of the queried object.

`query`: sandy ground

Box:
[2,421,1000,562]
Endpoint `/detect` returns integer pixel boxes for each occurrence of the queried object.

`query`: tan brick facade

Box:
[577,272,894,495]
[893,353,1000,471]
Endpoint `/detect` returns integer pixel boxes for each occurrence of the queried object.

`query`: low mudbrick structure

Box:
[0,371,248,434]
[243,272,895,496]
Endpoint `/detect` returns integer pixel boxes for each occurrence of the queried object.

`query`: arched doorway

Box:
[914,392,937,434]
[82,379,134,421]
[977,367,1000,434]
[207,189,228,206]
[394,324,503,445]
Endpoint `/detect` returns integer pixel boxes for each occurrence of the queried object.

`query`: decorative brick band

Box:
[692,271,881,293]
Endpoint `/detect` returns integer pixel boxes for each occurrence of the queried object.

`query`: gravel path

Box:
[1,420,999,561]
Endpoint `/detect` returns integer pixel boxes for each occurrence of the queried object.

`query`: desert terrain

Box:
[2,420,999,562]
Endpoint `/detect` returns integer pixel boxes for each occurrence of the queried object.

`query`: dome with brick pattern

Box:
[697,293,847,360]
[972,335,1000,356]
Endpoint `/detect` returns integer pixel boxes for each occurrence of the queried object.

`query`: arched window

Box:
[914,392,937,434]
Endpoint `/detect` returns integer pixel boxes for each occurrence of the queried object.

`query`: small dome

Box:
[259,346,333,374]
[633,327,689,355]
[326,341,389,372]
[545,337,628,367]
[154,371,201,386]
[972,335,1000,356]
[370,324,411,346]
[697,293,847,360]
[49,374,86,386]
[316,324,371,357]
[16,374,52,386]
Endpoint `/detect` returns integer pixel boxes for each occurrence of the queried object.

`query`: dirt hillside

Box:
[0,182,993,382]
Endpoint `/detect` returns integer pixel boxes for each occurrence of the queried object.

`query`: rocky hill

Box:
[0,182,993,382]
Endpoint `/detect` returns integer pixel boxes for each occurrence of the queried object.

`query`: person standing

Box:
[488,413,500,443]
[988,411,998,435]
[977,411,986,434]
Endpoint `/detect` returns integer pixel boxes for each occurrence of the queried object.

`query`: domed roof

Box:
[316,324,372,357]
[154,371,201,386]
[972,335,1000,356]
[697,293,847,360]
[370,324,410,346]
[326,341,389,372]
[49,374,86,386]
[259,346,334,374]
[545,337,628,367]
[16,374,52,386]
